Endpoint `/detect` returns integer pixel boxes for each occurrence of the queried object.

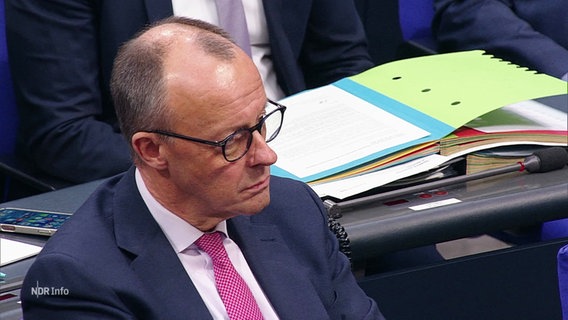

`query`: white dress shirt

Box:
[171,0,286,100]
[135,169,279,319]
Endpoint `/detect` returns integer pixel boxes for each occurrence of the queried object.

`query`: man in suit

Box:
[20,17,384,319]
[5,0,373,184]
[432,0,568,81]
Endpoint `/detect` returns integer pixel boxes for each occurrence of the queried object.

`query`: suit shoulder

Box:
[270,175,313,193]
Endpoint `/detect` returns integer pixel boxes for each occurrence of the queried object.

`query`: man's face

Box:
[157,39,278,223]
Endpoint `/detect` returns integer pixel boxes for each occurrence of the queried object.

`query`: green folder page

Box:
[346,50,567,129]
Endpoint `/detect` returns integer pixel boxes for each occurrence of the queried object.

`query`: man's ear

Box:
[131,132,169,170]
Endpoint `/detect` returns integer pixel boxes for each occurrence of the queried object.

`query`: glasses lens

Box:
[224,129,251,161]
[222,103,284,162]
[264,108,283,143]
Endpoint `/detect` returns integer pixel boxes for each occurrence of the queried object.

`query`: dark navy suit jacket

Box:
[21,170,384,319]
[5,0,373,183]
[433,0,568,79]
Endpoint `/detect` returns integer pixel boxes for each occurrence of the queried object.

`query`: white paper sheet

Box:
[0,238,42,266]
[468,100,567,133]
[271,85,430,178]
[310,154,451,199]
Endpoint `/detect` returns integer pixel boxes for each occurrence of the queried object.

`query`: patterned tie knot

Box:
[195,231,227,261]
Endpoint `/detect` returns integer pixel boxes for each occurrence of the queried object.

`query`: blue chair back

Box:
[398,0,435,41]
[0,0,19,156]
[558,244,568,320]
[542,219,568,241]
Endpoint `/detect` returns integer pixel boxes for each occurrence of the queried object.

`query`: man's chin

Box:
[240,190,271,216]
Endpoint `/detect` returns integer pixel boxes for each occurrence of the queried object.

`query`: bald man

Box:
[21,17,384,320]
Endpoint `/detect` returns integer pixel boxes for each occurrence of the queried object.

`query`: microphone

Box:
[523,147,568,173]
[323,147,568,218]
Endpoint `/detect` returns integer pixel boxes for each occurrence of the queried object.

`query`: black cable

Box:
[328,215,352,261]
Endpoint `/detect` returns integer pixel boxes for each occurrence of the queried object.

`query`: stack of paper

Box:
[270,50,567,199]
[440,99,567,157]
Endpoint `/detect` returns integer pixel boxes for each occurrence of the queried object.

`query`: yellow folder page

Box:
[350,50,568,129]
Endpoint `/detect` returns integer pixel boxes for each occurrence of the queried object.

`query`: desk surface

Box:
[339,166,568,261]
[2,166,567,263]
[359,237,568,320]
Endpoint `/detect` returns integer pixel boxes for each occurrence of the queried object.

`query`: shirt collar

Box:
[134,168,228,253]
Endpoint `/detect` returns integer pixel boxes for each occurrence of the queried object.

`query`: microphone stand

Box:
[324,147,568,218]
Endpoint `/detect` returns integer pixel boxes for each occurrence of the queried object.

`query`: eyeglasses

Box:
[144,99,286,162]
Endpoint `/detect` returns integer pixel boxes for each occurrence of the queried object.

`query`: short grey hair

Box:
[110,16,238,160]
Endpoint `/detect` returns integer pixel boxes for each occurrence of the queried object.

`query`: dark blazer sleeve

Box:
[22,253,143,320]
[5,0,133,183]
[297,181,383,319]
[241,177,385,319]
[264,0,374,95]
[432,0,568,79]
[298,0,374,88]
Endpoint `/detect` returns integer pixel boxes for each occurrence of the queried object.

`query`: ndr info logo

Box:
[31,281,70,298]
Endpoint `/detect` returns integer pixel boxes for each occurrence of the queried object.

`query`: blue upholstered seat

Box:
[557,244,568,319]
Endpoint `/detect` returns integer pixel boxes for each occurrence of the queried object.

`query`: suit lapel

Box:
[128,234,213,320]
[110,170,329,319]
[228,217,330,319]
[113,169,212,320]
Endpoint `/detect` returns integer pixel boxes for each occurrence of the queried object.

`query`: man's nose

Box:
[247,131,278,166]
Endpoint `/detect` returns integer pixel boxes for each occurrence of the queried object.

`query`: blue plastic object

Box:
[398,0,435,41]
[0,0,19,156]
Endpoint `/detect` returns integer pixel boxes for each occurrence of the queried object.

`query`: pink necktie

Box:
[214,0,252,56]
[196,232,263,320]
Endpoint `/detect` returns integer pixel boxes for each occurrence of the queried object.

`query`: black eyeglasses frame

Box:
[143,99,286,162]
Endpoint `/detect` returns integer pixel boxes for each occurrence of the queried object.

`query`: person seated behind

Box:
[20,17,385,319]
[5,0,373,184]
[432,0,568,81]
